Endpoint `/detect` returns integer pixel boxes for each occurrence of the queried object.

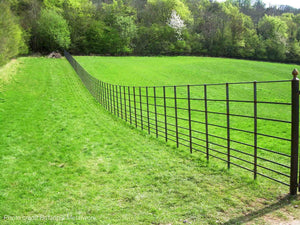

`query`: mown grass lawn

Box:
[0,57,299,225]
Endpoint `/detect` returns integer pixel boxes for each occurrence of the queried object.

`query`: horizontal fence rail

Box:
[64,51,300,195]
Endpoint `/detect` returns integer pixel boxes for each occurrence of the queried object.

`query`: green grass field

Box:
[0,57,299,224]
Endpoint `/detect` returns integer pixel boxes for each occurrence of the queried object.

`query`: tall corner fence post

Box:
[290,68,299,195]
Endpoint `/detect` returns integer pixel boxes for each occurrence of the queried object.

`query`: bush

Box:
[36,9,70,52]
[0,2,28,66]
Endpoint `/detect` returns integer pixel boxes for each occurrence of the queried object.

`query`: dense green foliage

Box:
[35,9,71,51]
[1,57,300,224]
[2,0,300,62]
[0,2,27,66]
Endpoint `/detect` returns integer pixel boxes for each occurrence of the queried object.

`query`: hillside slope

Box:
[0,57,299,224]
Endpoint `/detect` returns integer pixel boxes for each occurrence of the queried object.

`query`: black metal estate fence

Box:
[64,50,300,195]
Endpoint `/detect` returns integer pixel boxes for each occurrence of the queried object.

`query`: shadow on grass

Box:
[222,195,297,225]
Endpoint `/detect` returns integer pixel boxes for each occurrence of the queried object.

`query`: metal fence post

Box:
[146,87,150,134]
[116,85,119,117]
[291,69,299,195]
[204,85,209,161]
[133,87,137,128]
[120,86,123,119]
[124,86,127,122]
[154,87,158,138]
[139,87,143,130]
[128,87,132,124]
[100,81,103,105]
[113,85,116,115]
[103,83,106,109]
[106,83,111,112]
[163,86,168,142]
[254,81,258,179]
[187,85,192,154]
[109,84,113,113]
[174,86,179,148]
[226,83,230,169]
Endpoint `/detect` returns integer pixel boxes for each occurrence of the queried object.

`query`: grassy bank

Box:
[0,57,299,224]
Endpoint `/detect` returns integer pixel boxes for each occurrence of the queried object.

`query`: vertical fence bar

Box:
[111,84,113,113]
[96,80,100,102]
[110,84,113,113]
[99,81,101,103]
[95,79,97,99]
[98,80,102,105]
[120,86,123,119]
[204,85,209,160]
[174,86,179,148]
[133,87,137,128]
[113,85,116,114]
[109,84,114,114]
[106,83,108,110]
[139,87,143,130]
[116,85,119,117]
[113,85,116,115]
[163,86,168,142]
[102,82,105,107]
[290,69,299,195]
[100,81,103,105]
[99,81,102,105]
[107,83,109,111]
[94,79,97,99]
[102,82,104,107]
[146,87,150,134]
[105,83,108,110]
[96,80,98,99]
[96,80,98,102]
[104,83,107,109]
[226,83,230,169]
[90,77,93,95]
[107,83,110,112]
[124,86,127,122]
[254,81,258,179]
[187,85,192,154]
[128,87,132,125]
[154,87,158,138]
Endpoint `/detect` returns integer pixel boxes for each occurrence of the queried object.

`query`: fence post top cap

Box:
[292,69,299,80]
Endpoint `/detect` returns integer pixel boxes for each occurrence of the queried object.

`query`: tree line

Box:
[1,0,300,66]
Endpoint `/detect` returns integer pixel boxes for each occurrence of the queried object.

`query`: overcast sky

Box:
[262,0,300,8]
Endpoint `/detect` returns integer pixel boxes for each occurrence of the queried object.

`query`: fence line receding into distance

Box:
[64,50,300,195]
